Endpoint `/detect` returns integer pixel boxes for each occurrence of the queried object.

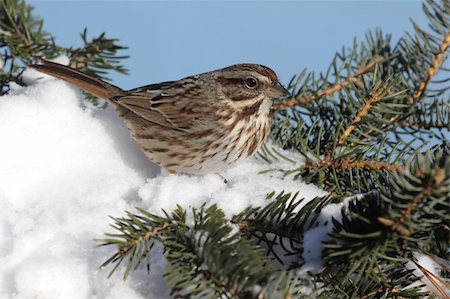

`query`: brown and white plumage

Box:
[30,61,290,174]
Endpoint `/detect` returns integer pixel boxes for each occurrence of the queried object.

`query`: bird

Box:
[30,60,290,175]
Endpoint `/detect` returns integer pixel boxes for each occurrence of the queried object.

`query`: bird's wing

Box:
[117,80,216,131]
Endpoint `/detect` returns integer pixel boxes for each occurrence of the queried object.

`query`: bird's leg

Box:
[216,174,228,184]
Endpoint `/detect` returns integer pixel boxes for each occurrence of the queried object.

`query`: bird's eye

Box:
[244,77,258,89]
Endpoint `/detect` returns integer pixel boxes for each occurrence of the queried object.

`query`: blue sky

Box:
[28,1,427,90]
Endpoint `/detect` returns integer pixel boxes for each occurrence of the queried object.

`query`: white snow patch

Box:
[299,194,359,275]
[138,156,326,219]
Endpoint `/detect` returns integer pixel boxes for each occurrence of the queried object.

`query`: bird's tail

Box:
[29,60,124,103]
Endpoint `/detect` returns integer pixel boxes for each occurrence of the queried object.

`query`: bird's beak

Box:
[267,82,291,99]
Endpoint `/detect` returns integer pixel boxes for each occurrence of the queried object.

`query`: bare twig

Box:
[399,121,449,129]
[338,83,391,144]
[303,155,400,172]
[272,56,384,111]
[412,32,450,101]
[119,221,174,256]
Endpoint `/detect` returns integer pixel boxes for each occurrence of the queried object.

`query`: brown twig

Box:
[412,32,450,101]
[272,56,384,111]
[338,83,391,144]
[303,155,400,172]
[378,168,444,236]
[119,221,174,256]
[196,269,240,298]
[413,258,450,299]
[399,121,449,129]
[396,168,443,232]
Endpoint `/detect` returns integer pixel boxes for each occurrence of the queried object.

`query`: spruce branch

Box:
[272,56,384,111]
[338,82,392,145]
[361,0,450,139]
[0,0,128,105]
[0,0,59,93]
[399,120,449,129]
[411,31,449,101]
[303,156,400,172]
[98,209,180,279]
[67,28,129,81]
[116,221,173,259]
[377,150,448,237]
[371,29,450,135]
[0,0,59,60]
[321,147,449,297]
[232,192,334,268]
[99,204,286,298]
[271,1,448,197]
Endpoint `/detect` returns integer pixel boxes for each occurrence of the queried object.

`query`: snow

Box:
[299,195,354,275]
[0,75,332,298]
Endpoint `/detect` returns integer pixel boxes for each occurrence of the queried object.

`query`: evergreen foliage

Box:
[0,0,128,105]
[2,0,448,297]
